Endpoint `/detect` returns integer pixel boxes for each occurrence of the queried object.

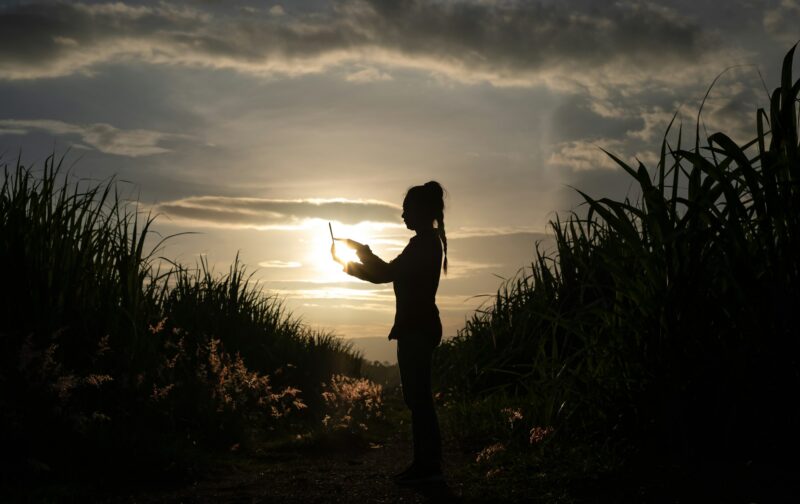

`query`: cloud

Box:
[345,66,393,83]
[547,140,623,171]
[155,195,401,228]
[258,260,302,268]
[270,285,394,303]
[0,0,724,93]
[441,259,503,280]
[626,107,680,143]
[699,77,767,144]
[338,0,714,90]
[0,118,179,156]
[764,0,800,44]
[550,97,644,142]
[447,227,548,239]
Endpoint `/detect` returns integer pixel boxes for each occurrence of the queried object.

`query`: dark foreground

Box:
[6,389,571,503]
[8,387,795,503]
[103,428,464,503]
[9,390,466,503]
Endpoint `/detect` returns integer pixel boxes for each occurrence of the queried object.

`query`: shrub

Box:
[320,374,384,436]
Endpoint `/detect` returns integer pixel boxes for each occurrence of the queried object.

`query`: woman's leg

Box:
[397,336,442,471]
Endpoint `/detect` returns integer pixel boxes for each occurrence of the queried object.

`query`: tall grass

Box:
[0,156,364,477]
[435,46,800,474]
[161,257,362,393]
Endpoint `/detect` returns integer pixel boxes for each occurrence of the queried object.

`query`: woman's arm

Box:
[347,244,393,284]
[331,242,393,283]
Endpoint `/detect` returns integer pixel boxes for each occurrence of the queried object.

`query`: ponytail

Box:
[437,214,448,275]
[422,181,448,275]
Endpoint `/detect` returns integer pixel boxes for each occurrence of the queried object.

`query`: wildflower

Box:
[529,426,555,445]
[148,318,167,335]
[151,383,175,401]
[501,407,523,427]
[53,374,77,401]
[42,343,59,374]
[319,374,384,434]
[84,374,113,387]
[486,468,503,479]
[283,387,302,396]
[476,442,506,463]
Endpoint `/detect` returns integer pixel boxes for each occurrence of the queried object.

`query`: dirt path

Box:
[105,391,480,503]
[117,435,465,503]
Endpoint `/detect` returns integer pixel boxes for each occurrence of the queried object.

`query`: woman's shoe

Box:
[394,464,444,486]
[392,462,418,481]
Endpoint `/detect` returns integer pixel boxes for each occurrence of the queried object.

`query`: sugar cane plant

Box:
[434,45,800,468]
[0,155,365,477]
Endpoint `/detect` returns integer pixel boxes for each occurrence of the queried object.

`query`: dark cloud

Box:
[0,0,710,86]
[155,196,401,227]
[550,98,644,142]
[342,0,703,73]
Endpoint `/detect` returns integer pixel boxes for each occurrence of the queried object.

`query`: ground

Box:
[15,388,767,503]
[96,388,489,503]
[15,389,568,503]
[111,429,466,503]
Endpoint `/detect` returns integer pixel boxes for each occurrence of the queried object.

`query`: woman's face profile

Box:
[402,197,430,230]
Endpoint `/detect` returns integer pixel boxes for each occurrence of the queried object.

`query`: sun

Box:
[308,220,371,282]
[332,240,360,266]
[305,219,405,282]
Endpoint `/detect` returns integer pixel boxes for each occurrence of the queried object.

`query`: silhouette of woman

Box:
[331,181,448,484]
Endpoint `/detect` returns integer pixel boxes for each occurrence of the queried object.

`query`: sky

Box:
[1,0,797,361]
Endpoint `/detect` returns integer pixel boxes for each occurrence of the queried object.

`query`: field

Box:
[1,46,798,502]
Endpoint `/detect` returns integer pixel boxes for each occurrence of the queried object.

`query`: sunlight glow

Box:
[273,287,392,302]
[306,219,399,283]
[333,242,360,265]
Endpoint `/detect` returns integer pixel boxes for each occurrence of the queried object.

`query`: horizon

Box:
[1,0,797,361]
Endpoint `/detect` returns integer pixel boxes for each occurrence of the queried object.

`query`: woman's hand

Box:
[342,239,374,262]
[331,243,345,266]
[342,238,366,251]
[332,238,371,268]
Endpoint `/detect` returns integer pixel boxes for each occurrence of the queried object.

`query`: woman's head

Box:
[403,181,448,274]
